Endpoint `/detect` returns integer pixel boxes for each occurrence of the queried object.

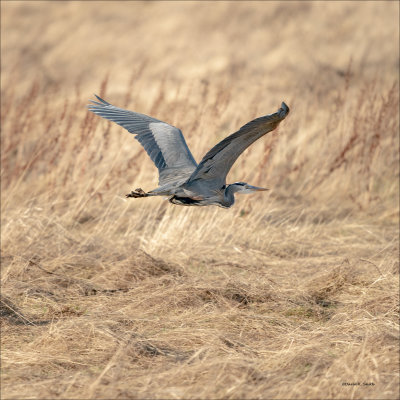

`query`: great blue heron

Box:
[88,95,289,208]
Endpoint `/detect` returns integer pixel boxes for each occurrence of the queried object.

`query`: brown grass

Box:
[1,2,399,399]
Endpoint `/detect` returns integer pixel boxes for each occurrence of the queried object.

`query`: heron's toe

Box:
[126,188,147,198]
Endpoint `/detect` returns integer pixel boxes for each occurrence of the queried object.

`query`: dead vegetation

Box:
[1,2,399,399]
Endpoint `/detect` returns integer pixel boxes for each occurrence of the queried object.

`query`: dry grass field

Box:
[1,2,399,399]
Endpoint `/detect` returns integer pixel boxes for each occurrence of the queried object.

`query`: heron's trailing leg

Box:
[126,188,149,198]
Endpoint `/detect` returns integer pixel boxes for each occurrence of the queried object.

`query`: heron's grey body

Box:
[88,95,289,208]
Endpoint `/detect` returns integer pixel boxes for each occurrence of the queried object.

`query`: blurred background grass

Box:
[2,1,398,204]
[2,1,398,97]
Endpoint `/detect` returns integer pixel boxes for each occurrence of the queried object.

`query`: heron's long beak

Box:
[245,184,269,193]
[252,186,269,192]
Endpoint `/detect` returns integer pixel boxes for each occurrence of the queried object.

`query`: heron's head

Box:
[230,182,269,194]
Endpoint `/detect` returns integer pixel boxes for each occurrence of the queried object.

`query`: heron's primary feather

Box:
[87,95,197,186]
[188,102,289,189]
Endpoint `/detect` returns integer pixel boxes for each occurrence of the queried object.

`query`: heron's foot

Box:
[126,188,148,198]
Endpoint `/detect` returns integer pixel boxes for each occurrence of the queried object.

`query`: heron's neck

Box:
[223,184,240,208]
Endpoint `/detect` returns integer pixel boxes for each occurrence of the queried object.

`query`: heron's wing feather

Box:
[87,95,197,186]
[188,102,289,189]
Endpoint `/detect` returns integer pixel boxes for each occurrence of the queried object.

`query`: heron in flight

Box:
[88,96,289,208]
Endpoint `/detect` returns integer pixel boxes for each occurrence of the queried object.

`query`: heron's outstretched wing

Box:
[188,102,289,189]
[88,95,197,186]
